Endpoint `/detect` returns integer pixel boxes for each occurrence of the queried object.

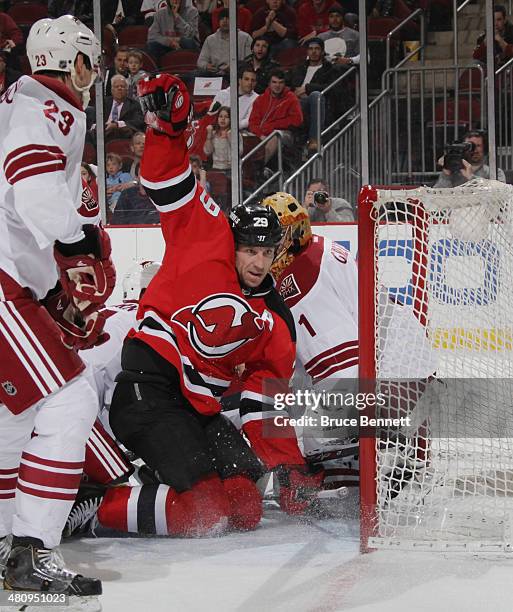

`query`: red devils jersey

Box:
[136,129,304,469]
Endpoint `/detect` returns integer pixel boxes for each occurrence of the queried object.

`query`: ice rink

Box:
[57,492,513,612]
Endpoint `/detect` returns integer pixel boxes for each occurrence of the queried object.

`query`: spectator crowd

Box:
[2,0,471,223]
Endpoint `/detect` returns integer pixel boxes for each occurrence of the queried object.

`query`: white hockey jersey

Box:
[80,305,137,411]
[0,75,98,300]
[275,235,358,385]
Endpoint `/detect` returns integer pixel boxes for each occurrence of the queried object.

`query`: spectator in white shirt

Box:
[210,67,259,130]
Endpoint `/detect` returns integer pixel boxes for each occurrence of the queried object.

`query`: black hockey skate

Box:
[4,537,102,607]
[63,484,105,539]
[0,535,11,578]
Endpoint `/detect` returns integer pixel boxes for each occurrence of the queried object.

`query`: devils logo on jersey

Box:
[172,293,273,358]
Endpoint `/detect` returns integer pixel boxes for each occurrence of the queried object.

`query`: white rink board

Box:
[105,223,358,304]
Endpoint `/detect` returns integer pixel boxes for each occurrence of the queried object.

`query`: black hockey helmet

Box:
[229,203,283,247]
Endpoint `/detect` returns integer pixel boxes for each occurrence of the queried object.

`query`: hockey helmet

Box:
[230,203,283,248]
[27,16,102,93]
[122,260,162,302]
[262,192,312,276]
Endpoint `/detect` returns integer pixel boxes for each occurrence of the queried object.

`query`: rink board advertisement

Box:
[106,222,511,360]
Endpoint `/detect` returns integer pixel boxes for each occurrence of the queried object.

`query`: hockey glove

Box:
[275,464,324,515]
[43,287,109,351]
[138,73,192,137]
[54,225,116,317]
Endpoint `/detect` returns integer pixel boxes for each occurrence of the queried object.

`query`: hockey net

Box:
[358,179,513,552]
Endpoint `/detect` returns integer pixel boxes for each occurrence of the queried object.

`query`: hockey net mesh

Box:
[367,178,513,551]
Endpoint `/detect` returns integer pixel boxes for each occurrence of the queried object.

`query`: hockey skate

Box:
[63,484,105,539]
[0,535,11,581]
[3,537,102,611]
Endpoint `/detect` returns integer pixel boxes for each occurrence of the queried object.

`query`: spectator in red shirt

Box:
[0,12,23,50]
[297,0,335,43]
[212,1,252,33]
[248,68,303,162]
[251,0,298,53]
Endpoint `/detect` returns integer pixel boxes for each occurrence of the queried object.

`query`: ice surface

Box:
[57,494,513,612]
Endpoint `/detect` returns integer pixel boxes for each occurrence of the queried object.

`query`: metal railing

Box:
[386,8,425,72]
[280,9,427,207]
[453,0,474,64]
[283,103,361,206]
[379,63,485,182]
[495,57,513,174]
[313,66,358,150]
[241,130,283,205]
[282,67,359,206]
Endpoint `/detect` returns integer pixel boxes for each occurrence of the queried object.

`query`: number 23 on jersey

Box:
[43,100,74,136]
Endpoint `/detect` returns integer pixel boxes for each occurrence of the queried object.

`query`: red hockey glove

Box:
[54,225,116,317]
[137,73,192,137]
[43,287,109,350]
[275,464,324,515]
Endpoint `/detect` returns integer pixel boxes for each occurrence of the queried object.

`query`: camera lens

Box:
[313,191,328,205]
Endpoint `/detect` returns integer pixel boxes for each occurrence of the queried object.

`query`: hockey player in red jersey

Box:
[103,73,323,537]
[0,16,115,606]
[264,192,359,488]
[61,261,265,538]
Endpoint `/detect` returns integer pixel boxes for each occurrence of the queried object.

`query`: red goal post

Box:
[357,180,513,554]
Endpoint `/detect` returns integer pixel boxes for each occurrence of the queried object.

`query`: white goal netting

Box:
[365,179,513,552]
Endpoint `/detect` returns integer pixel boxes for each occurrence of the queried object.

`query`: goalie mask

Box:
[262,192,312,277]
[122,260,162,302]
[27,16,102,100]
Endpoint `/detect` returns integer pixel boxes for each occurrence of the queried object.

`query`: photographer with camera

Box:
[434,130,506,188]
[302,178,355,221]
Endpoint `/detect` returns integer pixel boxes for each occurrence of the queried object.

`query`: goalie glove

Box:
[43,287,109,351]
[137,73,193,137]
[275,464,324,515]
[54,225,116,317]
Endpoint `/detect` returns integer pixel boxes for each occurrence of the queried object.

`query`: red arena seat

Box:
[274,47,307,71]
[118,26,149,49]
[160,50,199,73]
[7,2,47,27]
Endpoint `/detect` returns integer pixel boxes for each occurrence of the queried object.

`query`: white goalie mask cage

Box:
[122,261,162,302]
